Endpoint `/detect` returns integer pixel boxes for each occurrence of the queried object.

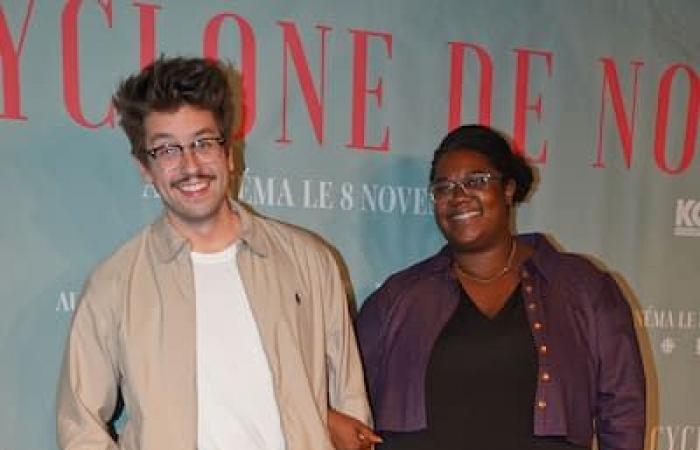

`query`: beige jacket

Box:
[57,201,370,450]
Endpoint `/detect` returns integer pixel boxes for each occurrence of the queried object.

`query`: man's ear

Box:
[133,156,154,184]
[226,144,236,172]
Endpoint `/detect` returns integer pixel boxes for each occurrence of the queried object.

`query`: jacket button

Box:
[527,302,536,311]
[525,285,533,294]
[533,322,543,330]
[539,345,548,354]
[541,372,551,382]
[522,270,529,279]
[537,400,547,409]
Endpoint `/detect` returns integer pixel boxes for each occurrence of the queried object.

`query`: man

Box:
[56,56,379,450]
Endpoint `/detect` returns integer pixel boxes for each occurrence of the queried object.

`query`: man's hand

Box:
[327,408,382,450]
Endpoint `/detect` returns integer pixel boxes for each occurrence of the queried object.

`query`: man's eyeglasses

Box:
[429,172,502,202]
[143,136,226,169]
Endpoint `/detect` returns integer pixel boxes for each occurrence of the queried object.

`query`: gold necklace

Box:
[453,239,518,284]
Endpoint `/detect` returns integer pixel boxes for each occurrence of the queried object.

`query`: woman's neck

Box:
[452,236,517,283]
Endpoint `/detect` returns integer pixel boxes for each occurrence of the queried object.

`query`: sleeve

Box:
[322,250,372,426]
[56,276,121,450]
[595,274,646,450]
[355,285,388,401]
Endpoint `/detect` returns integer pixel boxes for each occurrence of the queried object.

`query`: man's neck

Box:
[167,207,241,253]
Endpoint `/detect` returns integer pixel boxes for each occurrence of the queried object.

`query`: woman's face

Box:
[431,149,515,253]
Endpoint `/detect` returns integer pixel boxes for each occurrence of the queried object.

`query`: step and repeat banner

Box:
[1,1,698,449]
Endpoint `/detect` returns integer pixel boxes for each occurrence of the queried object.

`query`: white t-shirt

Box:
[191,243,286,450]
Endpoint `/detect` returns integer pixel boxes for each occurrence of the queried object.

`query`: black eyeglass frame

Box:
[142,136,227,161]
[428,172,503,202]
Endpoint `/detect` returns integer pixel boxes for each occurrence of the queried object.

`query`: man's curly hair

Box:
[112,56,236,163]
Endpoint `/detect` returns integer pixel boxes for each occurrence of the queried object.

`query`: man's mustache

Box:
[169,173,216,188]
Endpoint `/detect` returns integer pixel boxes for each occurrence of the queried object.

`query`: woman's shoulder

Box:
[526,234,623,309]
[382,247,449,289]
[525,233,610,283]
[361,248,450,312]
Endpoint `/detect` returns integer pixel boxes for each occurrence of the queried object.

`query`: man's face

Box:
[138,105,233,230]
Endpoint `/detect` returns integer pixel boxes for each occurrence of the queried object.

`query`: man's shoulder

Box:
[245,212,344,295]
[86,224,152,288]
[71,224,152,318]
[248,211,333,259]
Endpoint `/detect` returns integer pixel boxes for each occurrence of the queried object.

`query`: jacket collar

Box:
[150,199,269,263]
[518,233,560,282]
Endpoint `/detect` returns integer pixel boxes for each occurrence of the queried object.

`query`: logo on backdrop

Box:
[674,199,700,237]
[636,306,700,358]
[56,290,78,313]
[143,183,160,199]
[649,424,700,450]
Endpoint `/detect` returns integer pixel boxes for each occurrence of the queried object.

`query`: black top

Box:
[378,286,588,450]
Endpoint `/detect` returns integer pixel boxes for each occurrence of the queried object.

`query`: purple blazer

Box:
[357,233,646,450]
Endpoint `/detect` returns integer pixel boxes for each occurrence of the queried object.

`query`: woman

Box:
[356,125,645,450]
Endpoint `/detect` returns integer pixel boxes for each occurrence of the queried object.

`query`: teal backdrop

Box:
[1,1,699,449]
